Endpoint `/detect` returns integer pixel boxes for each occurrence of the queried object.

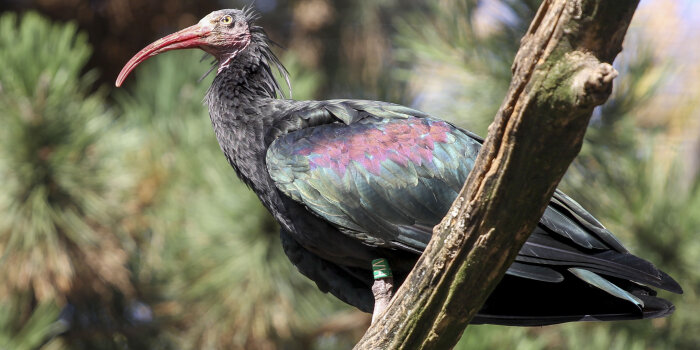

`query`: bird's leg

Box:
[371,258,394,324]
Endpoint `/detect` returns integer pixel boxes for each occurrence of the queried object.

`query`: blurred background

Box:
[0,0,698,349]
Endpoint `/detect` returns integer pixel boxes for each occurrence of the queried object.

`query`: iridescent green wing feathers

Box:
[267,106,481,251]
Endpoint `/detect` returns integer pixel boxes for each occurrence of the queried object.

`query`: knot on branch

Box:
[584,63,617,103]
[567,0,583,19]
[572,56,618,107]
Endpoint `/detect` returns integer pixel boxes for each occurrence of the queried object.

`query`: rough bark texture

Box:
[354,1,640,349]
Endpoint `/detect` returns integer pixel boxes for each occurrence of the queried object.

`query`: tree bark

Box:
[354,1,640,349]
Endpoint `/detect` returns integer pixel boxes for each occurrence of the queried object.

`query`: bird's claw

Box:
[371,258,394,324]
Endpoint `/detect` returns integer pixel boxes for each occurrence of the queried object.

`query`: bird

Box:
[116,8,682,326]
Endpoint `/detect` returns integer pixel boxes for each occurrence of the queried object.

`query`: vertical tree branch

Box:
[354,1,639,349]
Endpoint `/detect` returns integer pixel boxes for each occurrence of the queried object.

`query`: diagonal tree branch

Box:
[354,1,640,349]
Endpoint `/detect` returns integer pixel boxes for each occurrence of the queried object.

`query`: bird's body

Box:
[117,8,682,325]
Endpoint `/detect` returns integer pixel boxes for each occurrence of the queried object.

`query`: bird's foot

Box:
[371,258,394,324]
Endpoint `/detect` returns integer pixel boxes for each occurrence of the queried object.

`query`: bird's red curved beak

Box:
[116,24,212,87]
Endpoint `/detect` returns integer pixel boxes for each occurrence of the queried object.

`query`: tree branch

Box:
[354,1,639,349]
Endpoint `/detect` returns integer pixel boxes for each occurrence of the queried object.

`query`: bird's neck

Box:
[208,46,279,104]
[203,44,297,231]
[204,47,273,176]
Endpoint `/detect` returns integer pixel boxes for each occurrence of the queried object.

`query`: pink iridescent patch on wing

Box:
[297,117,453,177]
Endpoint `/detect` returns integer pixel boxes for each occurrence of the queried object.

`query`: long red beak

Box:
[116,24,211,87]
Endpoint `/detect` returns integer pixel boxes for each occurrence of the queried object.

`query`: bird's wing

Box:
[267,113,480,251]
[266,101,682,295]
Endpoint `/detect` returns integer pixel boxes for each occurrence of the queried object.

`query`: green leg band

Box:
[372,258,393,279]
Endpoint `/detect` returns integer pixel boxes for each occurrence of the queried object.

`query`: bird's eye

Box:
[220,15,233,25]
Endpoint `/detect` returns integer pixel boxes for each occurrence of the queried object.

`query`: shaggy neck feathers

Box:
[204,24,290,112]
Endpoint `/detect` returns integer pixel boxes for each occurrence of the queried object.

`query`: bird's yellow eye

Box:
[220,15,233,25]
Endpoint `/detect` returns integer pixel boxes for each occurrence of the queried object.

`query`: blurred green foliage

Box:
[0,12,132,304]
[0,2,698,349]
[0,11,131,349]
